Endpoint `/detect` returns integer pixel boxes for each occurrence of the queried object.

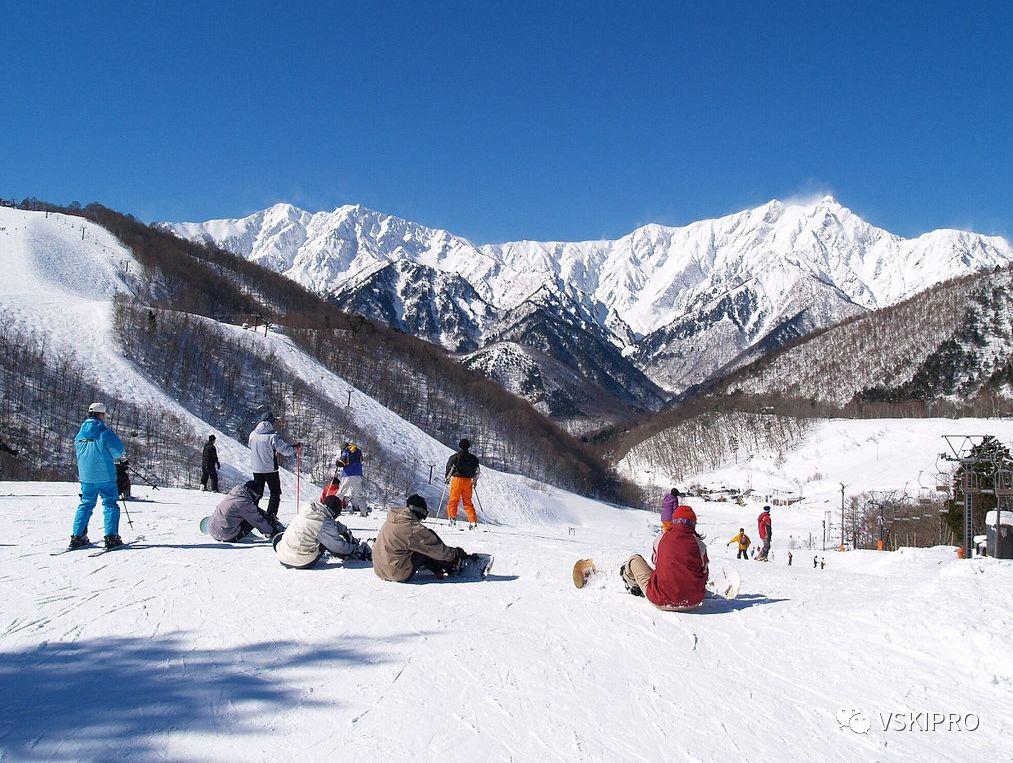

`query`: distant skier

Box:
[787,550,793,566]
[621,505,709,611]
[208,480,282,543]
[445,438,480,528]
[68,403,126,550]
[115,457,131,500]
[727,527,751,559]
[821,557,826,569]
[373,495,480,582]
[248,412,298,520]
[274,500,372,569]
[335,441,367,516]
[756,505,772,561]
[813,555,818,568]
[661,488,680,532]
[201,434,220,492]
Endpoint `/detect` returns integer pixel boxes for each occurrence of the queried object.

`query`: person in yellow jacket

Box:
[727,528,751,559]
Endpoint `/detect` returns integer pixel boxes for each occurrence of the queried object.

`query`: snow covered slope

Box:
[166,197,1013,394]
[0,206,598,527]
[621,416,1013,506]
[0,207,275,484]
[3,482,1009,760]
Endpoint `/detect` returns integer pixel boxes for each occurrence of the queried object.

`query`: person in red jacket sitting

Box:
[756,505,772,561]
[621,505,709,611]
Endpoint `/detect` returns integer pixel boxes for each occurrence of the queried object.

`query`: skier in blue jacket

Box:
[68,403,127,550]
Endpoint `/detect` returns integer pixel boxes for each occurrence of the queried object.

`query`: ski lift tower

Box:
[939,435,995,559]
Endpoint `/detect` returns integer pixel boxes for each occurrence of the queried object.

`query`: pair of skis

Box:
[50,536,146,557]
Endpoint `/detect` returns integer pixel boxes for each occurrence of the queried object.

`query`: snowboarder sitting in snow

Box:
[273,499,372,569]
[727,527,750,559]
[660,487,680,532]
[621,505,709,611]
[208,480,283,543]
[68,402,127,551]
[373,494,473,582]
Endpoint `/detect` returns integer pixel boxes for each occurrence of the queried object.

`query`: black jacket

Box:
[202,442,220,469]
[446,449,480,479]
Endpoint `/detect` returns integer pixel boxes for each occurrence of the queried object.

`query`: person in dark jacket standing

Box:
[445,438,481,528]
[201,434,221,492]
[68,402,126,550]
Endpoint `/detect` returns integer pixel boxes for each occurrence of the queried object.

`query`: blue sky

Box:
[1,1,1010,242]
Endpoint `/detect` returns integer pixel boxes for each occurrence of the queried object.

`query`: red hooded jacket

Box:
[647,524,709,609]
[757,511,771,540]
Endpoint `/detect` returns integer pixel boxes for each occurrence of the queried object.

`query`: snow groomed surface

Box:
[2,483,1010,760]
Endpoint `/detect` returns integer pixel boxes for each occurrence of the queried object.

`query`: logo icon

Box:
[837,707,871,734]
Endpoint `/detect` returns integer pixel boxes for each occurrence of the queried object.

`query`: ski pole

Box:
[473,484,485,520]
[127,463,160,490]
[435,477,449,521]
[119,497,134,529]
[295,444,302,513]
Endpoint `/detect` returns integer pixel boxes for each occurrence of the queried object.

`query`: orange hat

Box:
[673,505,697,526]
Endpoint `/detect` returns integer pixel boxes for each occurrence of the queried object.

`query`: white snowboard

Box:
[707,567,742,599]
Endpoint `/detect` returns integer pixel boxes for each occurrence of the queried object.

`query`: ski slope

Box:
[0,206,276,485]
[0,207,583,526]
[2,483,1009,760]
[622,417,1013,506]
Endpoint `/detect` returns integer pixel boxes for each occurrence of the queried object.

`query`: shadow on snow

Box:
[0,633,402,761]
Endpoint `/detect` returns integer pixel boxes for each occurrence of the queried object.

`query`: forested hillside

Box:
[5,198,634,501]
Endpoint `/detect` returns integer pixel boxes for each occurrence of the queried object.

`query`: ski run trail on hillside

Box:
[0,206,574,523]
[2,483,1011,761]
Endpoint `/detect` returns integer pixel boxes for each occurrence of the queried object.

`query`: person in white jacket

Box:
[248,412,298,520]
[273,499,372,569]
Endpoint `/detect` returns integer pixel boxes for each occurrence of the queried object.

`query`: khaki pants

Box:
[623,554,654,593]
[622,554,702,612]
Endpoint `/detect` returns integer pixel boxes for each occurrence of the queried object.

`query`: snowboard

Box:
[460,552,494,578]
[572,558,599,588]
[707,567,742,599]
[199,516,211,535]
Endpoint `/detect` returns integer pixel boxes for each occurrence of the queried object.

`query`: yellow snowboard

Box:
[572,558,598,588]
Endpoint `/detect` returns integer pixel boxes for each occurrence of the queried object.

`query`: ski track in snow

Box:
[2,483,1011,760]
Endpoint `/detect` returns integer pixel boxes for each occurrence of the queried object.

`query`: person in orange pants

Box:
[445,438,480,527]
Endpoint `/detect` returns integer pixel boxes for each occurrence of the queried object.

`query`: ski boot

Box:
[468,522,478,531]
[68,534,90,549]
[449,517,458,527]
[620,563,644,597]
[103,534,124,550]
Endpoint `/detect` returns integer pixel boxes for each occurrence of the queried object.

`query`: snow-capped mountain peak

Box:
[165,198,1013,398]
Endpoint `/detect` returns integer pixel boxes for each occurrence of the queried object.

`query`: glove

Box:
[294,441,303,448]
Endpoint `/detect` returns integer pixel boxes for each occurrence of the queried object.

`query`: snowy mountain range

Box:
[165,197,1013,418]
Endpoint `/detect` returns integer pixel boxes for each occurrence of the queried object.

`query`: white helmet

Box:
[88,402,107,414]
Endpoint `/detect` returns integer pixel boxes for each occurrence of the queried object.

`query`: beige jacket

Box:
[373,507,459,582]
[276,502,327,567]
